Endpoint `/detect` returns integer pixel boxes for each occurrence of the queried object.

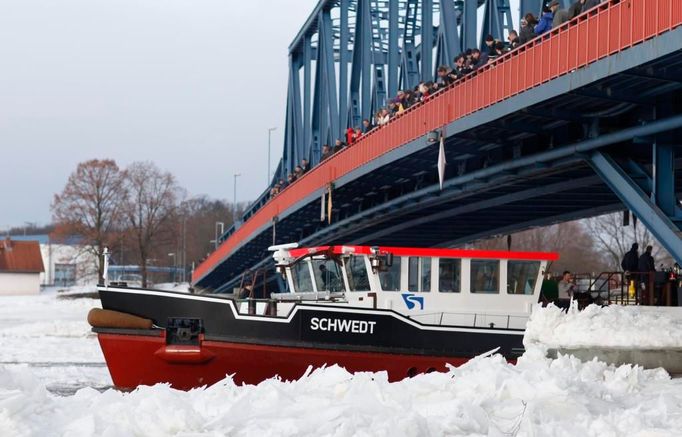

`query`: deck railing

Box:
[194,0,682,283]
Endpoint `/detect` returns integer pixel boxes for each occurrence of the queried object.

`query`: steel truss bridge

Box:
[193,0,682,292]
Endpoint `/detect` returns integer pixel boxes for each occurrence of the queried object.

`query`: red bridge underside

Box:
[97,332,470,390]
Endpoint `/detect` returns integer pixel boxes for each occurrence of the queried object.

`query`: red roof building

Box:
[0,238,45,295]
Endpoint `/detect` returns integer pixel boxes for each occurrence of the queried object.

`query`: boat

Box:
[91,243,558,389]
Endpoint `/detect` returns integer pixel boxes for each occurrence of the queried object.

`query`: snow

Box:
[525,303,682,350]
[0,294,111,397]
[2,295,682,436]
[154,282,191,293]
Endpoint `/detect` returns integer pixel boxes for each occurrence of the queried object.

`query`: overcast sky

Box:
[0,0,311,230]
[1,0,523,231]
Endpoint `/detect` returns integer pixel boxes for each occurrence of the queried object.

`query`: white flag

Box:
[437,135,446,190]
[320,191,326,222]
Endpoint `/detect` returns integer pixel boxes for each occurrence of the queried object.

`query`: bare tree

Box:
[51,159,126,283]
[475,220,609,274]
[584,212,672,271]
[123,162,182,287]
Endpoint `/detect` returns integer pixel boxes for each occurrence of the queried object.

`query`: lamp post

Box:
[213,222,224,250]
[168,253,176,283]
[233,173,241,224]
[267,127,277,185]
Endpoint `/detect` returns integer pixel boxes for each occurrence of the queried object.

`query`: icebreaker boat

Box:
[91,243,557,389]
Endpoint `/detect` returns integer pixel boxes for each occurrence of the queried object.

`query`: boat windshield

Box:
[291,261,315,292]
[311,258,345,292]
[344,255,370,291]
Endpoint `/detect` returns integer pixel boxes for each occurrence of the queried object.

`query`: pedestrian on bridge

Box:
[535,5,554,35]
[471,49,488,70]
[320,144,332,162]
[508,30,521,50]
[569,0,601,19]
[362,119,374,133]
[551,1,571,28]
[519,14,538,44]
[333,138,346,153]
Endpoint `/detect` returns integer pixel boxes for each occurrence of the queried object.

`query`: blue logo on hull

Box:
[401,293,424,310]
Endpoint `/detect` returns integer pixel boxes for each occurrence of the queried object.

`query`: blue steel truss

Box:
[280,0,525,176]
[201,20,682,292]
[202,0,682,295]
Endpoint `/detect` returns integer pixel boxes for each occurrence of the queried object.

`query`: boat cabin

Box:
[270,244,559,329]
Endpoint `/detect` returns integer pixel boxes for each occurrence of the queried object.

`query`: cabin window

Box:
[470,260,499,294]
[421,257,431,292]
[438,258,461,293]
[291,261,314,292]
[344,255,370,291]
[408,257,431,292]
[312,259,345,292]
[507,261,540,295]
[379,256,402,291]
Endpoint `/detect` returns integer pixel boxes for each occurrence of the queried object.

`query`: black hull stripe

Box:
[98,286,525,335]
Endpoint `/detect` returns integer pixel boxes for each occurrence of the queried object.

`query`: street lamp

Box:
[267,127,277,185]
[233,173,241,223]
[168,253,176,283]
[214,222,224,250]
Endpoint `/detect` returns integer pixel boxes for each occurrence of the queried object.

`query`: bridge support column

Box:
[653,143,676,216]
[589,150,682,264]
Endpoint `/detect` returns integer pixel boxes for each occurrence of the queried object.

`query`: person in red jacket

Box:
[346,127,355,145]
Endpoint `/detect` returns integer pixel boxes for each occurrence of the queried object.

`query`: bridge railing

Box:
[195,0,682,283]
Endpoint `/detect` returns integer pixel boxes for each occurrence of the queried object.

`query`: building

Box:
[0,238,45,295]
[10,235,98,287]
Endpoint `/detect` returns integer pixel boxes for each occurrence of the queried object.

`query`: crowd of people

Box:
[270,0,603,200]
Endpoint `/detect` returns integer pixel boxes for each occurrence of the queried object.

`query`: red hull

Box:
[97,332,468,390]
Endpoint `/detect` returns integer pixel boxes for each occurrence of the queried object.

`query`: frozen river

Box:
[2,293,682,436]
[0,294,111,397]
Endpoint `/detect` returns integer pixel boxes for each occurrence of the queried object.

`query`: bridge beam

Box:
[387,0,399,97]
[519,0,543,18]
[653,143,677,217]
[421,0,433,82]
[339,0,350,131]
[589,150,682,264]
[462,0,477,51]
[436,0,460,69]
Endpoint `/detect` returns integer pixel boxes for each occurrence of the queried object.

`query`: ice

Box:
[524,303,682,350]
[2,295,682,436]
[154,282,191,293]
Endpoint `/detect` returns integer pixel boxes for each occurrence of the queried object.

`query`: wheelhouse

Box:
[271,244,559,328]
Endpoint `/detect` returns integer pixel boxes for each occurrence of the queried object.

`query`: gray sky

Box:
[0,0,311,229]
[1,0,524,230]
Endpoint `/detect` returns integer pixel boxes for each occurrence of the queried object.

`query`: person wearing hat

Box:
[569,0,601,19]
[551,0,570,28]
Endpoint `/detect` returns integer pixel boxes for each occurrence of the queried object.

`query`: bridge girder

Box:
[281,0,520,178]
[198,5,682,293]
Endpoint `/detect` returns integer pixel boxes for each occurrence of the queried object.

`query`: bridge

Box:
[193,0,682,293]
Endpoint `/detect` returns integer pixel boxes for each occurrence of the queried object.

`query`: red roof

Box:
[0,239,44,273]
[287,245,559,261]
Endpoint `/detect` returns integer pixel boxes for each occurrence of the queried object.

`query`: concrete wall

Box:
[0,272,41,295]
